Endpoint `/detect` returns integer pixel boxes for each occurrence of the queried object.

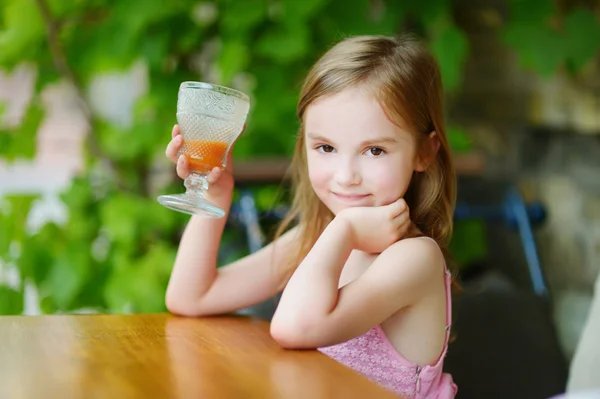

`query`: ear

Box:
[414,131,440,172]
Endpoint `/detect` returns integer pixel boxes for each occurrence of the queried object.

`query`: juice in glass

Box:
[182,140,229,173]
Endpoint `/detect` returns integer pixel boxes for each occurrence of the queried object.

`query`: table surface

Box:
[0,313,402,399]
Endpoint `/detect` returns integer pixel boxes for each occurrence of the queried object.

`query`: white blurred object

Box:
[87,60,148,128]
[567,271,600,392]
[552,390,600,399]
[0,64,36,128]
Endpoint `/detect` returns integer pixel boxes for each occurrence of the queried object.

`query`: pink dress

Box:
[319,244,457,398]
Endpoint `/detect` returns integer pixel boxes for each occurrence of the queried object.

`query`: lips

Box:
[332,192,370,203]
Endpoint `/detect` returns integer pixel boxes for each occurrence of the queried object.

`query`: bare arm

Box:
[164,124,297,317]
[166,218,298,317]
[271,217,442,348]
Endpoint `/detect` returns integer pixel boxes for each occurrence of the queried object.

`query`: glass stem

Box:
[184,173,209,198]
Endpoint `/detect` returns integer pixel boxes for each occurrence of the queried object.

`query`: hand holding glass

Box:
[158,82,250,218]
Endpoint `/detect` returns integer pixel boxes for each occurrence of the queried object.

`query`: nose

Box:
[334,156,362,187]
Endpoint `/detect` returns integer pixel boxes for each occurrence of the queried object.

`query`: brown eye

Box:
[367,147,384,156]
[318,145,334,153]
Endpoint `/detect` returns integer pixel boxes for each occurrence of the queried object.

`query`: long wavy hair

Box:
[274,34,457,287]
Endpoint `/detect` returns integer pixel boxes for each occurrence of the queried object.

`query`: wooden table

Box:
[0,313,401,399]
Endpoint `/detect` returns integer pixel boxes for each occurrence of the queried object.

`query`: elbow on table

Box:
[165,293,203,317]
[270,317,321,349]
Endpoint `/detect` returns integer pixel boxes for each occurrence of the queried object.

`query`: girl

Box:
[164,34,458,398]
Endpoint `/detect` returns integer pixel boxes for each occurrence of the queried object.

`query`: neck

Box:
[406,222,424,239]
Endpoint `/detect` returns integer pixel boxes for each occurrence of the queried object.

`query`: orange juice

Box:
[183,140,229,173]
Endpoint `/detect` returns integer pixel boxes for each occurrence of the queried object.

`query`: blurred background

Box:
[1,0,599,398]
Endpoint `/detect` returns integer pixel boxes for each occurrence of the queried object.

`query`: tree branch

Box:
[34,0,129,190]
[34,0,88,116]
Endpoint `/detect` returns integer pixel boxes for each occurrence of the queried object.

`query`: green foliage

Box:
[0,0,45,67]
[0,102,44,161]
[503,1,600,76]
[449,220,488,269]
[430,20,469,92]
[0,286,23,315]
[1,0,597,315]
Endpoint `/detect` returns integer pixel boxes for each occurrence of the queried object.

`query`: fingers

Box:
[176,154,190,179]
[387,198,408,217]
[171,124,180,139]
[206,167,223,185]
[166,134,183,163]
[395,209,410,229]
[388,199,410,236]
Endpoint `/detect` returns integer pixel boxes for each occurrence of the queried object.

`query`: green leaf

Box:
[563,9,600,72]
[17,223,60,286]
[47,247,91,310]
[0,102,44,161]
[136,197,180,236]
[60,178,93,212]
[0,195,37,257]
[256,23,311,64]
[325,0,371,35]
[99,194,141,246]
[67,0,181,77]
[449,220,488,269]
[281,0,327,25]
[504,23,564,76]
[237,64,297,156]
[97,122,134,161]
[33,58,62,93]
[218,40,250,84]
[447,125,472,153]
[0,285,23,315]
[430,22,469,93]
[502,0,564,76]
[0,129,10,155]
[114,0,180,35]
[220,0,268,34]
[39,294,59,314]
[0,0,45,66]
[140,32,169,71]
[506,0,555,25]
[255,185,283,211]
[103,244,174,313]
[13,102,44,159]
[0,101,6,121]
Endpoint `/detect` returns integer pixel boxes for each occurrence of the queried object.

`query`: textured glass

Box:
[177,82,250,173]
[157,82,250,218]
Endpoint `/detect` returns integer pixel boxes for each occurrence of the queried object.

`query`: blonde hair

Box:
[275,34,457,282]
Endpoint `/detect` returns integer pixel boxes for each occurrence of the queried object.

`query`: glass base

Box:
[157,193,225,218]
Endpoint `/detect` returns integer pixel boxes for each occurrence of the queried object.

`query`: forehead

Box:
[304,87,410,139]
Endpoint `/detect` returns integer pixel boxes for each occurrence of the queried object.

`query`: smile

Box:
[332,192,371,203]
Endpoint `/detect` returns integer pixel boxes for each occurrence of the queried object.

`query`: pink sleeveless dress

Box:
[318,241,457,398]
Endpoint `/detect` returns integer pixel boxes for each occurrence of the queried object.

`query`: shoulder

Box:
[372,236,445,285]
[388,236,444,262]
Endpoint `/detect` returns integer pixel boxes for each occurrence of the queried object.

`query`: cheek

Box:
[307,154,330,190]
[367,159,414,204]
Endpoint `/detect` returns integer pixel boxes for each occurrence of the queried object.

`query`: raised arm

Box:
[164,124,297,317]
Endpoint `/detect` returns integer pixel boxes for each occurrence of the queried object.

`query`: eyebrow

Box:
[306,132,398,146]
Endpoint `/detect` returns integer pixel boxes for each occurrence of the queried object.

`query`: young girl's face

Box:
[304,86,424,215]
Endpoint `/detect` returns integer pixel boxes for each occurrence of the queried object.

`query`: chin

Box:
[317,193,377,214]
[325,201,371,215]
